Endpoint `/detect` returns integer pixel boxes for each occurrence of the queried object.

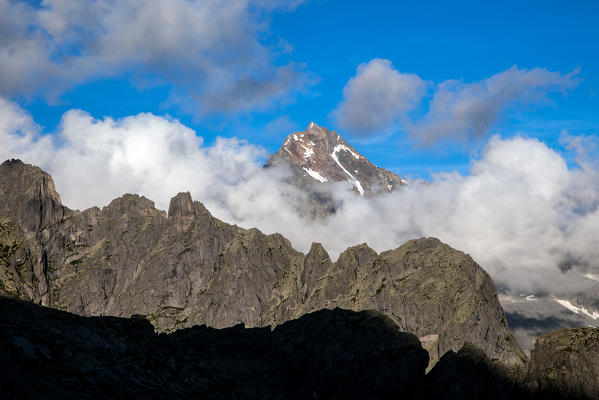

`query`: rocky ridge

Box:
[0,159,523,367]
[265,122,405,196]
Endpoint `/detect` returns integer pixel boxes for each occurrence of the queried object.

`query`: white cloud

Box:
[333,62,579,142]
[2,97,599,295]
[0,0,310,113]
[331,58,426,136]
[410,66,580,143]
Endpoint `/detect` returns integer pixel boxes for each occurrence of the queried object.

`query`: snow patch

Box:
[354,180,364,196]
[331,148,356,180]
[332,144,360,160]
[303,167,327,183]
[554,297,599,319]
[331,145,364,196]
[583,273,599,282]
[303,146,314,158]
[293,134,298,141]
[387,184,392,191]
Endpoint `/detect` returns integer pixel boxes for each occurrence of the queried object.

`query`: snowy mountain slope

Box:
[265,122,405,196]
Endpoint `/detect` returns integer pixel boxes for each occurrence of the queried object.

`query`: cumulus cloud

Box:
[333,62,579,142]
[410,66,580,143]
[2,97,599,295]
[332,58,426,136]
[0,97,309,221]
[0,0,311,113]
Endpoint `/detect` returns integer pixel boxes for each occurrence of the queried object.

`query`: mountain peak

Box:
[266,123,405,196]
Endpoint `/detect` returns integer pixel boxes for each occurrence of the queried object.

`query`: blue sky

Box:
[6,0,599,179]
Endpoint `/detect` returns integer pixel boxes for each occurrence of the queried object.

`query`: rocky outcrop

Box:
[0,296,428,399]
[265,122,405,196]
[526,328,599,399]
[0,159,64,305]
[0,159,523,367]
[0,159,64,233]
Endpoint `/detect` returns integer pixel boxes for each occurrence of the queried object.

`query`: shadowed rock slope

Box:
[0,297,428,400]
[0,159,523,367]
[1,297,593,400]
[423,339,595,400]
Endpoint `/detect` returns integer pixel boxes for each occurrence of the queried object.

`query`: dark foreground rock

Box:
[425,343,527,400]
[0,296,427,399]
[1,297,594,400]
[0,159,524,368]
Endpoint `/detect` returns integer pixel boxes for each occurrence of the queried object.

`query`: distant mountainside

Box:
[501,290,599,354]
[2,296,596,400]
[0,159,523,367]
[265,122,405,196]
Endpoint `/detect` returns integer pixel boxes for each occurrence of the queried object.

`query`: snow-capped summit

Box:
[265,122,405,196]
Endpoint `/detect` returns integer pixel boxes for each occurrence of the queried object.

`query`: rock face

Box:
[265,122,405,196]
[0,159,61,305]
[0,159,63,233]
[0,159,523,367]
[526,328,599,399]
[0,296,428,399]
[0,217,39,301]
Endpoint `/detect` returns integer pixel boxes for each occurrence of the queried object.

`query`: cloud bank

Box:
[333,61,580,143]
[2,97,599,295]
[0,0,310,114]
